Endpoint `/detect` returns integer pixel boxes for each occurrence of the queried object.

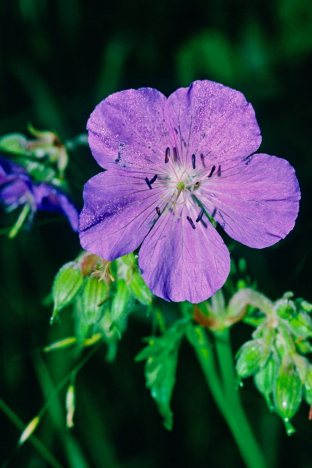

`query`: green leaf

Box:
[52,261,84,320]
[135,320,186,430]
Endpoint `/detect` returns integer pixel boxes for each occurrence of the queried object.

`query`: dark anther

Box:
[196,209,204,223]
[194,181,200,190]
[187,216,196,230]
[192,154,196,169]
[156,207,161,216]
[200,153,206,167]
[165,147,170,163]
[173,147,178,162]
[145,177,152,189]
[150,174,158,185]
[208,165,216,178]
[212,207,217,218]
[115,152,121,163]
[217,165,221,176]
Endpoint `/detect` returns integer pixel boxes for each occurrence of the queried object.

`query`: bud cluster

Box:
[234,289,312,434]
[50,250,153,360]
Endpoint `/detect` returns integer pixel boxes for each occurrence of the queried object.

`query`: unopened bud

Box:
[79,276,108,324]
[44,336,77,352]
[19,416,40,445]
[254,354,279,410]
[236,340,264,378]
[273,358,302,432]
[52,262,83,320]
[303,365,312,405]
[66,384,75,428]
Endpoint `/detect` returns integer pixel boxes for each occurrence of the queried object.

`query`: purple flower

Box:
[79,80,300,303]
[0,157,79,234]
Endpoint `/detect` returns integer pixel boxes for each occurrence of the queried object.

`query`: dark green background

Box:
[0,0,312,467]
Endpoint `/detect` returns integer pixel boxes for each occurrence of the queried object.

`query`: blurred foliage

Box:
[1,0,312,467]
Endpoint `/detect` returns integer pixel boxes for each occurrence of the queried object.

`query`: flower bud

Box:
[19,415,40,445]
[111,279,134,324]
[66,384,75,428]
[236,340,264,378]
[287,312,312,339]
[254,353,279,410]
[303,365,312,405]
[52,262,83,321]
[129,271,153,306]
[273,358,302,433]
[78,276,108,324]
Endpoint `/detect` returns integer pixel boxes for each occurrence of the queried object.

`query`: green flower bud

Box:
[288,312,312,339]
[78,276,109,325]
[111,279,134,324]
[273,358,302,433]
[0,133,29,156]
[236,340,264,378]
[52,262,83,321]
[254,353,279,410]
[129,271,153,306]
[303,365,312,405]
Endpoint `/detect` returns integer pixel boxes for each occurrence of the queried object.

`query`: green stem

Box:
[8,203,31,238]
[0,397,63,468]
[193,326,267,468]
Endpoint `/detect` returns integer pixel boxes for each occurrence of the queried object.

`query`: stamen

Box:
[150,174,158,185]
[156,206,161,216]
[208,165,216,178]
[196,209,204,223]
[192,154,196,169]
[200,153,206,167]
[187,216,196,230]
[217,165,221,176]
[165,147,170,163]
[173,147,178,162]
[194,181,200,190]
[145,177,152,189]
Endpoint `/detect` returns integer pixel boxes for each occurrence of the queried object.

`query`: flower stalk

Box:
[192,326,267,468]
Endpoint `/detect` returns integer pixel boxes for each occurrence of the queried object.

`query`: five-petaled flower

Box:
[79,80,300,303]
[0,157,79,236]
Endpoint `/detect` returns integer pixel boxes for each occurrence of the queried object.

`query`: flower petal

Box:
[87,88,170,172]
[199,154,300,248]
[79,169,163,260]
[165,80,261,168]
[138,203,230,303]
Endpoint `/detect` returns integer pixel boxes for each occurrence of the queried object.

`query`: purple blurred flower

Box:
[79,80,300,303]
[0,157,78,234]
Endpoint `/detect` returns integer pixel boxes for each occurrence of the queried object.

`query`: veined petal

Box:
[199,154,300,248]
[138,203,230,303]
[87,88,170,172]
[165,80,261,168]
[79,169,162,260]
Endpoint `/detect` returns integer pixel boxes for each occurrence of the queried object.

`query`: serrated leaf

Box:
[135,321,186,430]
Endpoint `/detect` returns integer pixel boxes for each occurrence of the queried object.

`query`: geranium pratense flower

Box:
[79,80,300,303]
[0,157,78,235]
